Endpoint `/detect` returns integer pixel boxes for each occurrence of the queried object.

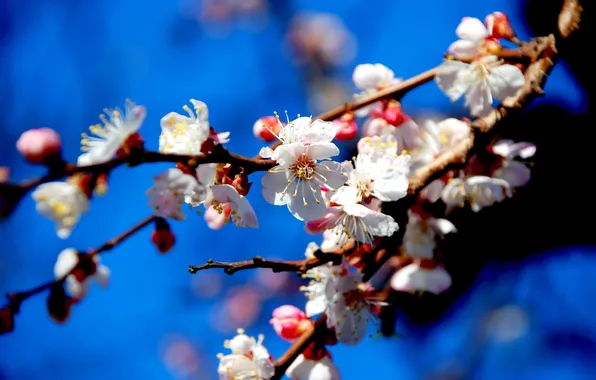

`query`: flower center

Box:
[289,153,316,181]
[343,289,367,310]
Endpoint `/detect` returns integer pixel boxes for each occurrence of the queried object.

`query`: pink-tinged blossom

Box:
[391,262,452,295]
[485,12,515,40]
[491,139,536,187]
[54,248,110,300]
[32,181,89,239]
[260,114,347,221]
[403,209,457,260]
[16,128,62,165]
[217,329,275,380]
[147,168,208,220]
[305,186,398,247]
[436,55,525,117]
[208,184,258,228]
[448,17,489,59]
[301,251,386,345]
[204,203,231,230]
[441,176,512,212]
[79,100,146,165]
[362,118,422,152]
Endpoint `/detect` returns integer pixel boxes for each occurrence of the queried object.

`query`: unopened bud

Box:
[151,217,175,254]
[485,12,515,40]
[16,128,62,165]
[484,37,501,54]
[333,112,358,140]
[93,173,109,196]
[231,174,252,196]
[382,100,408,126]
[47,283,73,323]
[253,116,281,142]
[270,305,313,342]
[0,304,15,334]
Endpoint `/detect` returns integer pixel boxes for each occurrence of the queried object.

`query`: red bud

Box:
[47,284,73,323]
[485,12,515,40]
[151,217,175,254]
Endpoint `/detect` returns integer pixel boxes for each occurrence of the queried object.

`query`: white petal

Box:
[314,161,347,190]
[494,161,531,187]
[420,179,445,203]
[431,218,457,235]
[330,186,359,206]
[54,248,79,279]
[456,17,488,42]
[286,354,341,380]
[261,168,290,205]
[93,265,110,287]
[253,344,275,379]
[390,263,452,294]
[372,170,408,202]
[305,295,328,317]
[189,99,209,123]
[436,60,470,102]
[303,120,338,143]
[287,182,326,221]
[343,203,399,237]
[352,63,394,90]
[448,39,480,59]
[307,142,340,160]
[465,81,493,117]
[211,184,258,228]
[259,146,275,159]
[488,64,525,101]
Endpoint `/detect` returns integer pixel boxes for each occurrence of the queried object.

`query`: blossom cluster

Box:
[4,9,539,380]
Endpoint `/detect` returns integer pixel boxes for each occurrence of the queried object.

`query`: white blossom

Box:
[409,118,470,172]
[218,330,274,380]
[301,254,385,345]
[32,181,89,239]
[79,100,146,165]
[305,186,398,247]
[208,184,258,228]
[448,17,488,60]
[352,64,401,117]
[286,354,341,380]
[54,248,110,299]
[441,176,512,212]
[348,134,410,202]
[261,115,347,221]
[403,210,457,259]
[491,139,536,187]
[362,117,421,151]
[390,262,452,295]
[436,56,525,117]
[159,99,213,155]
[146,168,207,220]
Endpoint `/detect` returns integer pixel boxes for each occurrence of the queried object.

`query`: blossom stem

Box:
[0,149,275,217]
[188,251,343,275]
[2,215,157,321]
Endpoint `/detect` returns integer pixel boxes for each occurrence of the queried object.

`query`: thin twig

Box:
[4,215,157,311]
[189,251,343,275]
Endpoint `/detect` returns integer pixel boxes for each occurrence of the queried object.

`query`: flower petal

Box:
[488,64,525,101]
[494,161,531,187]
[314,161,347,190]
[287,182,326,221]
[465,80,493,117]
[307,142,340,160]
[302,119,337,143]
[448,39,480,59]
[436,60,470,102]
[261,167,291,205]
[456,17,487,42]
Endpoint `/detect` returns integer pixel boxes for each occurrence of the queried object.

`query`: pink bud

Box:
[253,116,281,142]
[485,12,515,40]
[382,100,408,126]
[484,37,501,54]
[333,112,358,140]
[270,305,313,342]
[151,218,175,254]
[16,128,62,165]
[204,203,231,230]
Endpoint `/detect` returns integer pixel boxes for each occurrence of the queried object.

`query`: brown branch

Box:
[272,0,584,376]
[3,215,157,323]
[189,251,343,275]
[0,147,275,218]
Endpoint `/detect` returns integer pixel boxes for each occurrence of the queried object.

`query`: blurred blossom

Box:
[285,12,357,67]
[254,266,295,296]
[482,305,529,343]
[210,285,262,332]
[191,272,223,298]
[179,0,269,36]
[307,78,351,115]
[159,334,202,379]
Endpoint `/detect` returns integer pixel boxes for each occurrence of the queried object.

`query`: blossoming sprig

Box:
[0,215,158,334]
